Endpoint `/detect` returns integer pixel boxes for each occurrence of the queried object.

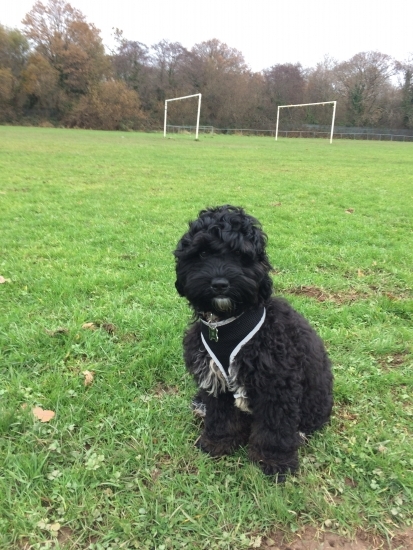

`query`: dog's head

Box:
[174,205,273,317]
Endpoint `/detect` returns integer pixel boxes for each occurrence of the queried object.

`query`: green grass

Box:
[0,127,412,549]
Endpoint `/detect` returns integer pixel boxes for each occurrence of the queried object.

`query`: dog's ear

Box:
[259,274,273,302]
[175,279,185,297]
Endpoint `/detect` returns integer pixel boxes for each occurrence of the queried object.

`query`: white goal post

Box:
[164,93,202,140]
[275,101,337,144]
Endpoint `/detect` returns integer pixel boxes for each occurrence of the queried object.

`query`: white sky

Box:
[2,0,412,71]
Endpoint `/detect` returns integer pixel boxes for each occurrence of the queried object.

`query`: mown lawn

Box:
[0,127,412,549]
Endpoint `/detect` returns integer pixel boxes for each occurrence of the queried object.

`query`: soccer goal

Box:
[275,101,337,143]
[164,93,202,140]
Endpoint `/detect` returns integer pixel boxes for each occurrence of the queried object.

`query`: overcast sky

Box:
[2,0,412,71]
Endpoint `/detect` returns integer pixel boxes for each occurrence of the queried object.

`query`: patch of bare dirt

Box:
[152,383,180,398]
[376,352,409,370]
[19,526,75,549]
[57,526,75,547]
[368,285,411,301]
[284,286,366,304]
[283,285,411,305]
[261,527,413,550]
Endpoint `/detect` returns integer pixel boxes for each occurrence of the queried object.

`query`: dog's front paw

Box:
[249,449,299,480]
[257,460,290,481]
[195,433,237,457]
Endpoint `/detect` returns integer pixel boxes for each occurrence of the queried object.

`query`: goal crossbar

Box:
[164,93,202,140]
[275,101,337,144]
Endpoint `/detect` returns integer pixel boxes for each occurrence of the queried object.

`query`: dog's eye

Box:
[199,251,208,259]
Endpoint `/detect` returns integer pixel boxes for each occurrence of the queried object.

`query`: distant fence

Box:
[166,125,214,134]
[277,130,413,142]
[306,124,413,137]
[166,125,413,142]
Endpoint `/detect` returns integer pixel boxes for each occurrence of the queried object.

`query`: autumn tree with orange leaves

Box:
[22,0,109,99]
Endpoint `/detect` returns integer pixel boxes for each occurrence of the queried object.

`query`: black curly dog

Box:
[174,205,333,479]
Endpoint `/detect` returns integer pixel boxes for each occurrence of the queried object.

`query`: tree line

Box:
[1,0,412,131]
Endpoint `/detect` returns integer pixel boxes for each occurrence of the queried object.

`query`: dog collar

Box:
[199,312,243,342]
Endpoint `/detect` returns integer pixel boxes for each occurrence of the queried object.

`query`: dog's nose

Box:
[211,278,229,293]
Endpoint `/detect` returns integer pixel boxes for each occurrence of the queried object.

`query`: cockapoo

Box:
[174,205,333,479]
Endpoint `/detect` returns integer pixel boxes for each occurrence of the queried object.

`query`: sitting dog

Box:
[174,205,333,479]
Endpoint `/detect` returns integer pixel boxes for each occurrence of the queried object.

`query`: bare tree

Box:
[111,28,149,91]
[396,56,413,128]
[184,39,251,127]
[334,51,396,126]
[262,63,306,126]
[264,63,305,105]
[306,56,337,103]
[150,39,188,93]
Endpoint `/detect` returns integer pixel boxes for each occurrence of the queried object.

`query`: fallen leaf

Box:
[82,370,94,386]
[324,519,333,528]
[82,322,97,330]
[345,208,354,214]
[32,407,55,422]
[251,536,262,548]
[357,269,364,277]
[0,276,11,283]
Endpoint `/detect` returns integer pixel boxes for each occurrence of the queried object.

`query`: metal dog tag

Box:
[209,326,219,342]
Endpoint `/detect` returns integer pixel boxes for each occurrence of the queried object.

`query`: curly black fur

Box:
[174,205,333,480]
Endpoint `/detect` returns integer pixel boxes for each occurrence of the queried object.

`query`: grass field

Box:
[0,127,412,549]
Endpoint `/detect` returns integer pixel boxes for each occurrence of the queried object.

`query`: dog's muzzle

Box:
[212,296,233,312]
[211,278,229,293]
[210,278,232,311]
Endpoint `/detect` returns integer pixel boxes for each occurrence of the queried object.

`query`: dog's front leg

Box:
[196,391,251,457]
[248,395,302,479]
